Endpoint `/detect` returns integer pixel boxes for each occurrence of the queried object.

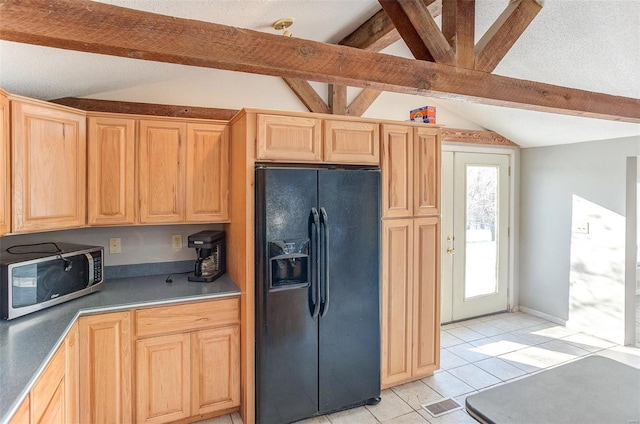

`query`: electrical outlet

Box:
[573,222,589,234]
[172,234,183,251]
[109,237,121,254]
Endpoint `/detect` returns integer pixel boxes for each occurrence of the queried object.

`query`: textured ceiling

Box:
[0,0,639,148]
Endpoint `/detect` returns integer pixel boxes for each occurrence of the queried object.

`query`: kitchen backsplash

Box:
[0,224,223,267]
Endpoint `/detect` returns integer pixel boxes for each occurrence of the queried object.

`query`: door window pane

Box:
[465,165,498,298]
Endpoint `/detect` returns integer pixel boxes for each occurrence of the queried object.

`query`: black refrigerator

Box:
[255,166,381,424]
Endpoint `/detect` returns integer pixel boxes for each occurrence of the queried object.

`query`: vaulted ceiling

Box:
[0,0,639,148]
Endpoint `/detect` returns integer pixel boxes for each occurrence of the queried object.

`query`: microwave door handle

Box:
[84,253,94,286]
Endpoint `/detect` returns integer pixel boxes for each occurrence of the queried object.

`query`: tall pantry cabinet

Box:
[380,124,441,389]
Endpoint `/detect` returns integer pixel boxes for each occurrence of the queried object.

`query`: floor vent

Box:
[421,398,463,418]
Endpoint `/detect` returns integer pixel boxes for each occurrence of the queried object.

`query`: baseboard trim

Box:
[519,306,566,326]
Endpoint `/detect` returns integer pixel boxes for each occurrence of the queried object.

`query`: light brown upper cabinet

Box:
[185,123,229,222]
[322,120,379,165]
[0,90,9,236]
[88,115,229,226]
[256,113,380,165]
[87,115,136,226]
[138,119,187,224]
[413,127,441,216]
[11,97,86,233]
[381,124,441,218]
[256,114,322,162]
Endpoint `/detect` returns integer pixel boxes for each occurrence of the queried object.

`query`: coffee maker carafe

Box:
[187,230,225,282]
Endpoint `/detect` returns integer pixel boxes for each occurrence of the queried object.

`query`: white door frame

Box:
[442,143,519,315]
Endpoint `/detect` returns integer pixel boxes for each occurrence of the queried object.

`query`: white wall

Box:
[87,69,483,129]
[519,136,640,344]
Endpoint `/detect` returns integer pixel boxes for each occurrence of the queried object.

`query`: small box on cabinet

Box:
[410,106,436,123]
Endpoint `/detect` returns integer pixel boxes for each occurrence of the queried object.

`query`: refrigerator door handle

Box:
[310,207,321,318]
[320,207,330,317]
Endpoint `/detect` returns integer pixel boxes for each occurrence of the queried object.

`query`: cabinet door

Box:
[323,120,379,164]
[11,99,86,232]
[381,219,414,388]
[413,127,441,216]
[256,114,322,162]
[138,120,186,223]
[87,115,136,225]
[0,91,9,236]
[64,322,79,424]
[9,396,29,424]
[381,124,413,218]
[31,341,65,424]
[136,334,191,424]
[191,325,240,415]
[412,217,440,377]
[79,311,132,424]
[34,382,65,424]
[185,123,229,222]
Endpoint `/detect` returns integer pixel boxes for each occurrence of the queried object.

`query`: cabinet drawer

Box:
[135,298,240,338]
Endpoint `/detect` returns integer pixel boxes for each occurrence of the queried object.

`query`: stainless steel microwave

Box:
[0,242,104,320]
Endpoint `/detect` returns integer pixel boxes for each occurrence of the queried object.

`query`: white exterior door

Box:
[442,152,510,322]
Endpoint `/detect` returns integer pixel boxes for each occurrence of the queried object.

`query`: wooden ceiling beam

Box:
[378,0,436,61]
[338,7,399,51]
[1,0,638,123]
[442,0,476,68]
[328,85,348,115]
[340,0,442,52]
[348,89,383,117]
[282,78,330,114]
[51,97,239,120]
[395,0,455,64]
[475,0,543,72]
[297,1,441,116]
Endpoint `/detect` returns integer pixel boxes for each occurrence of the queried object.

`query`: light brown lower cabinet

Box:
[381,217,440,389]
[191,326,241,415]
[9,298,241,424]
[136,333,192,424]
[9,396,29,424]
[9,322,79,424]
[136,325,240,424]
[79,311,133,424]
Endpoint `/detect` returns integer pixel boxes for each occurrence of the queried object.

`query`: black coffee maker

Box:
[187,230,225,282]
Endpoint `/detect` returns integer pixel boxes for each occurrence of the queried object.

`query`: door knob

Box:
[447,248,455,254]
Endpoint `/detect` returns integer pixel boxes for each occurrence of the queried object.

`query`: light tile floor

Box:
[201,311,640,424]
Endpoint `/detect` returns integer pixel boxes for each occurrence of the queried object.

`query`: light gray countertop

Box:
[0,273,240,424]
